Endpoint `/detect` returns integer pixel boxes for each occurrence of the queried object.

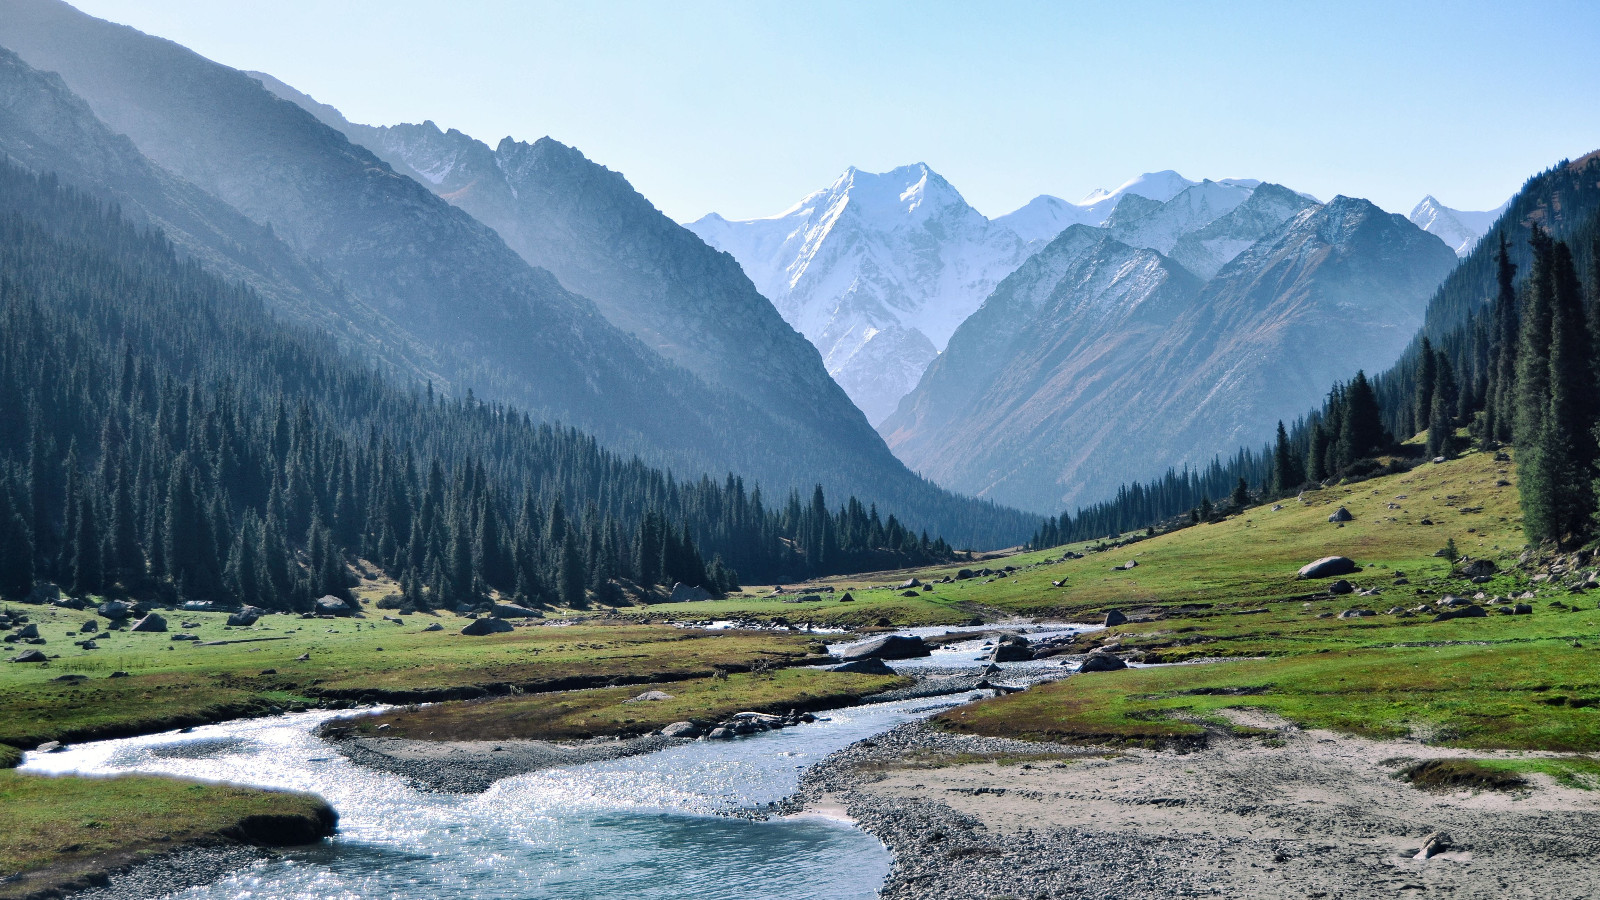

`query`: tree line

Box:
[0,165,959,609]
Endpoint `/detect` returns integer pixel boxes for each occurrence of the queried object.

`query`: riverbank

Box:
[0,772,335,900]
[799,716,1600,899]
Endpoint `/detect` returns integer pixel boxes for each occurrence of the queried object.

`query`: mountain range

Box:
[688,165,1032,424]
[880,183,1459,512]
[0,0,1038,548]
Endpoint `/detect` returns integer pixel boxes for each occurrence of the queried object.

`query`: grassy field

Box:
[344,667,910,741]
[0,611,829,754]
[0,772,333,898]
[929,448,1600,755]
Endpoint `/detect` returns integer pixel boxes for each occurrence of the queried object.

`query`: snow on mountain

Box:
[1105,179,1255,255]
[688,164,1031,425]
[996,169,1198,244]
[1408,195,1510,256]
[882,194,1459,512]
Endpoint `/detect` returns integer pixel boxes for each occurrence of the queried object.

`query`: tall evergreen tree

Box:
[1414,337,1437,437]
[1540,240,1596,543]
[0,483,35,599]
[1516,228,1559,540]
[1270,421,1296,496]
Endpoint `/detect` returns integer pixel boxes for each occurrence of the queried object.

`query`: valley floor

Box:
[803,717,1600,900]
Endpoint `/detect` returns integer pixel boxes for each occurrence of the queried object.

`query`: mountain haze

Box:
[0,0,1038,547]
[882,188,1458,512]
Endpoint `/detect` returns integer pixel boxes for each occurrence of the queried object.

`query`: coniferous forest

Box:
[1030,154,1600,551]
[0,165,963,611]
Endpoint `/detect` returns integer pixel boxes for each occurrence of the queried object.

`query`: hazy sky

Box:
[67,0,1600,223]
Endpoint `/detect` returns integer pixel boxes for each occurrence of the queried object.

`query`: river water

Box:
[22,695,981,898]
[19,622,1097,899]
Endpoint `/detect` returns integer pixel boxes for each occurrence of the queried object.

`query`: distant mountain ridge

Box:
[881,187,1458,512]
[0,0,1040,548]
[246,74,870,475]
[1408,195,1511,256]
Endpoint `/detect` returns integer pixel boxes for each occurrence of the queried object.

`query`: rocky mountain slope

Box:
[244,77,869,467]
[1408,195,1510,256]
[688,164,1033,424]
[0,0,1039,547]
[881,190,1458,512]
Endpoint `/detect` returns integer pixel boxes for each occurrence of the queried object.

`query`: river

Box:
[19,622,1095,898]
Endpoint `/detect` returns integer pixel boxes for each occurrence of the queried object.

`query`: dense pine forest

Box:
[0,165,974,611]
[1031,152,1600,551]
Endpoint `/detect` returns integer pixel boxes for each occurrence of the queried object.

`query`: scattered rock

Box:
[900,590,921,597]
[668,583,713,603]
[1415,831,1453,859]
[1327,507,1354,523]
[171,633,200,641]
[1077,650,1127,673]
[839,634,931,661]
[830,658,896,675]
[295,654,310,661]
[898,578,922,589]
[839,592,855,602]
[1298,556,1357,579]
[9,649,47,663]
[227,607,264,627]
[16,623,38,639]
[109,670,129,678]
[422,622,443,632]
[980,663,1002,675]
[315,596,353,617]
[130,613,168,633]
[1329,579,1355,595]
[1431,606,1488,622]
[660,721,702,739]
[626,690,675,703]
[1104,609,1128,627]
[1513,603,1533,615]
[461,617,514,636]
[990,643,1034,663]
[97,600,132,621]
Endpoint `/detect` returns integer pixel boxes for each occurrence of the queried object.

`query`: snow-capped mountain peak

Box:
[1407,195,1509,256]
[996,170,1199,245]
[688,163,1029,424]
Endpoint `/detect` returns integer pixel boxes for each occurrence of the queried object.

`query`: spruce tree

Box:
[1337,371,1386,465]
[1414,337,1436,437]
[0,484,35,599]
[1426,354,1457,459]
[1516,229,1558,540]
[1229,477,1249,508]
[1540,240,1595,543]
[1489,233,1519,443]
[1270,421,1296,496]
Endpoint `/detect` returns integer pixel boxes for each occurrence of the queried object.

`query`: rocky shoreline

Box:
[792,717,1600,899]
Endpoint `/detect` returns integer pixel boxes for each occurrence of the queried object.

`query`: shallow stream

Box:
[19,622,1096,898]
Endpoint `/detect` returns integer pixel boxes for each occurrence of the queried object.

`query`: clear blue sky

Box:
[67,0,1600,222]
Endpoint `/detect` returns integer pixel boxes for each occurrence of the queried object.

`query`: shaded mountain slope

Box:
[883,194,1457,512]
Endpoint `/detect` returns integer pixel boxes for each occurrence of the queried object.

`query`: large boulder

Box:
[829,658,896,675]
[130,613,167,633]
[1432,606,1488,622]
[668,583,712,603]
[461,617,514,636]
[661,721,702,739]
[1104,609,1128,627]
[491,603,542,619]
[1460,558,1497,578]
[1077,650,1127,673]
[991,643,1034,663]
[1328,507,1354,523]
[9,649,47,663]
[97,600,132,621]
[315,596,353,617]
[1298,556,1357,579]
[1329,579,1355,595]
[16,623,38,639]
[838,634,931,661]
[898,578,922,589]
[227,606,265,627]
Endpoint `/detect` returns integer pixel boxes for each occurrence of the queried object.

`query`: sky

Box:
[66,0,1600,223]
